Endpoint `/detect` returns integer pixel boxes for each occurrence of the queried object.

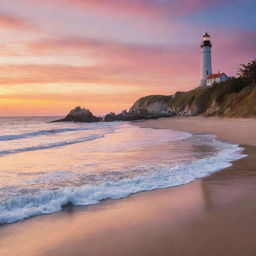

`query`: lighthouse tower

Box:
[200,33,212,86]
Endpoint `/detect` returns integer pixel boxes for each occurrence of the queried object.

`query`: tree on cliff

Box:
[238,60,256,85]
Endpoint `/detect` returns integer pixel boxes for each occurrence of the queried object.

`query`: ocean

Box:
[0,117,246,224]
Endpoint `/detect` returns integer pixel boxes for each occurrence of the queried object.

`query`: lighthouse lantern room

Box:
[200,32,212,86]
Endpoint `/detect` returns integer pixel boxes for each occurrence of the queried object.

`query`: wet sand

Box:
[137,116,256,146]
[1,117,256,256]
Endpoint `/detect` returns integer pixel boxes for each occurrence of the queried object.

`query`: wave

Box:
[0,134,104,156]
[0,127,94,141]
[0,138,246,224]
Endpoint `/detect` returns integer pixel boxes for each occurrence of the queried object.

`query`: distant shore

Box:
[1,117,256,256]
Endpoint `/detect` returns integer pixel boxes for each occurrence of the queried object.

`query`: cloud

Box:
[76,0,216,16]
[24,0,231,19]
[0,13,36,30]
[28,36,199,71]
[3,36,199,92]
[0,45,19,55]
[27,28,256,79]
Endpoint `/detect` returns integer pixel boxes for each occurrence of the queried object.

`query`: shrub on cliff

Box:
[237,60,256,85]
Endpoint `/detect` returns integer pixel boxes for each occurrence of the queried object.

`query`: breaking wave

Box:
[0,127,98,141]
[0,134,104,156]
[0,136,246,224]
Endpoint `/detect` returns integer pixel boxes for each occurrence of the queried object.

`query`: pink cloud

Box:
[71,0,218,17]
[26,36,199,83]
[0,13,36,30]
[20,0,230,19]
[0,41,200,95]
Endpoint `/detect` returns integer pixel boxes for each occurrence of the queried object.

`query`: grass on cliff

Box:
[130,76,255,118]
[169,78,256,117]
[218,85,256,117]
[132,95,172,109]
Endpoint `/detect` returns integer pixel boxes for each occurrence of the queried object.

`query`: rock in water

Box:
[52,106,102,122]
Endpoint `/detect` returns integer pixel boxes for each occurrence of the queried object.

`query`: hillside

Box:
[129,78,256,118]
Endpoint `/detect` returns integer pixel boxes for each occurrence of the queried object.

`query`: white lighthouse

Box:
[200,33,212,86]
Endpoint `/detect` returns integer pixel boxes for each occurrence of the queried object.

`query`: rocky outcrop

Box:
[104,112,120,122]
[104,110,159,122]
[53,106,102,122]
[104,110,134,122]
[129,95,174,117]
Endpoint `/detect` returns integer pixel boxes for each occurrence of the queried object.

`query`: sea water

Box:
[0,117,246,224]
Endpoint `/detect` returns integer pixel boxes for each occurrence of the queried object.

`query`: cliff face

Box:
[129,79,256,118]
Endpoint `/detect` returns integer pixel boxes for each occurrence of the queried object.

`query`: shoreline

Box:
[135,116,256,146]
[1,117,256,256]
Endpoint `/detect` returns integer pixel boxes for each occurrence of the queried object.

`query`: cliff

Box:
[129,78,256,118]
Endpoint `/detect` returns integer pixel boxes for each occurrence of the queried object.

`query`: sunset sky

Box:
[0,0,255,116]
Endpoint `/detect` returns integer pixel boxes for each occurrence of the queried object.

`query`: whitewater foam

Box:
[0,134,246,224]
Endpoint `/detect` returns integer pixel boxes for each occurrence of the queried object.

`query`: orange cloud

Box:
[0,45,19,56]
[0,47,199,88]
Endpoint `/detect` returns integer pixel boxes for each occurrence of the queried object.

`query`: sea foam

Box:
[0,134,246,224]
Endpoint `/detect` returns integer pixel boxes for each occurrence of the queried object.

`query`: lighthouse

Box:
[200,33,212,86]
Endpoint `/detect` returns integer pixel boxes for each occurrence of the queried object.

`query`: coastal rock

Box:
[118,110,130,120]
[104,112,120,122]
[104,110,141,122]
[104,109,161,122]
[128,95,175,118]
[117,110,143,121]
[53,106,102,122]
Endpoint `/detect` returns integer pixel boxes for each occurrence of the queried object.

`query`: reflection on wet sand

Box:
[201,145,256,211]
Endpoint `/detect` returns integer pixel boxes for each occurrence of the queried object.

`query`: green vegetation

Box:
[169,77,256,117]
[133,95,172,108]
[237,59,256,85]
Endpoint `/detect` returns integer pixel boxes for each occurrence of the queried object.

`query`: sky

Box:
[0,0,255,116]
